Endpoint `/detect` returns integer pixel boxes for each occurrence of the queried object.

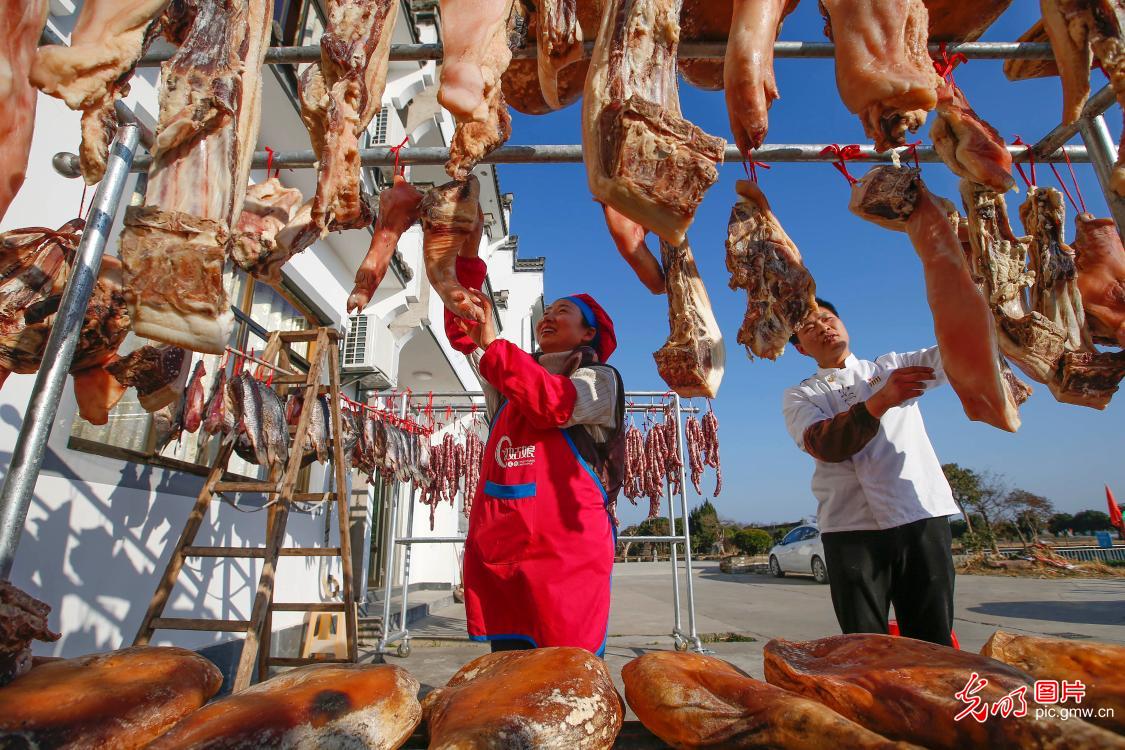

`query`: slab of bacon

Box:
[348,175,424,313]
[231,178,305,286]
[420,177,488,322]
[820,0,939,152]
[119,0,271,355]
[851,166,1024,431]
[931,82,1015,193]
[654,238,726,398]
[583,0,726,246]
[766,634,1125,749]
[724,0,800,155]
[1075,211,1125,347]
[0,0,48,224]
[624,651,916,749]
[725,179,817,360]
[31,1,170,185]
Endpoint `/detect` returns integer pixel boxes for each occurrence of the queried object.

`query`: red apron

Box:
[463,397,616,655]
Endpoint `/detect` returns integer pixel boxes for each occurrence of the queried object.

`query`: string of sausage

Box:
[623,424,644,503]
[701,408,722,497]
[685,416,705,495]
[463,429,483,518]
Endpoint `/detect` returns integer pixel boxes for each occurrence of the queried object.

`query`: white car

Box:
[768,525,829,584]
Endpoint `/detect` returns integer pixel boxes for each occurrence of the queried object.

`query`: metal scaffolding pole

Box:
[1078,115,1125,235]
[0,124,140,580]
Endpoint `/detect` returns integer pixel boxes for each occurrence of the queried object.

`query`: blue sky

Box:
[493,4,1121,527]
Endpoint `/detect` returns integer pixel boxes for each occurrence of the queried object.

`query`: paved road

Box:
[373,561,1125,709]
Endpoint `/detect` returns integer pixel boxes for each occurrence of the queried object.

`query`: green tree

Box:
[942,463,1005,554]
[732,527,773,555]
[1072,510,1114,533]
[1047,512,1075,535]
[1002,489,1054,546]
[688,500,721,555]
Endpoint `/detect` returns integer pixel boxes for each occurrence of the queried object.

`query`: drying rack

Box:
[375,390,706,658]
[0,34,1120,590]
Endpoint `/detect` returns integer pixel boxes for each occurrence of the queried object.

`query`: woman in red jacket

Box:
[445,256,624,656]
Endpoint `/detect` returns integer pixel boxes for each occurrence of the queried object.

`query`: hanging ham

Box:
[654,238,726,398]
[724,0,799,155]
[0,0,48,224]
[348,174,424,313]
[1075,211,1125,347]
[231,177,305,286]
[420,176,488,322]
[930,82,1015,193]
[679,0,733,91]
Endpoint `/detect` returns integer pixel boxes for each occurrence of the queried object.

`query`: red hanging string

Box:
[1062,147,1087,214]
[740,149,771,183]
[1049,161,1081,214]
[819,144,864,186]
[1011,136,1037,189]
[932,42,968,85]
[77,183,89,220]
[264,146,278,179]
[903,140,922,170]
[389,136,410,176]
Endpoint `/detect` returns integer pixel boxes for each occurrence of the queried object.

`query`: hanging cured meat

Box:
[439,0,518,179]
[583,0,726,246]
[850,166,1024,431]
[119,0,271,355]
[764,634,1125,749]
[231,178,305,286]
[724,0,799,155]
[108,344,188,413]
[537,0,583,109]
[1004,21,1059,82]
[299,0,400,238]
[420,177,488,322]
[623,651,915,749]
[981,630,1125,735]
[0,581,59,686]
[31,1,170,185]
[422,648,623,749]
[0,646,222,749]
[930,82,1015,193]
[147,664,421,749]
[0,0,48,224]
[601,204,666,294]
[725,180,817,360]
[654,238,725,398]
[679,0,732,91]
[820,0,939,152]
[348,175,424,313]
[923,0,1014,42]
[502,1,601,114]
[1075,212,1125,347]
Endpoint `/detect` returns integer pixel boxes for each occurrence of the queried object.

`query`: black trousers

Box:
[820,515,955,646]
[489,638,535,653]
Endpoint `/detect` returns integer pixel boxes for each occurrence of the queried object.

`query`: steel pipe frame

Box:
[1078,115,1125,235]
[136,41,1054,67]
[0,125,140,580]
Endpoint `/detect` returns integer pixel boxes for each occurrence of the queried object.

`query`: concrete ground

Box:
[364,561,1125,716]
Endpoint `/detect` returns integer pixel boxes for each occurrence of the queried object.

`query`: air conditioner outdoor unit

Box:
[342,315,399,389]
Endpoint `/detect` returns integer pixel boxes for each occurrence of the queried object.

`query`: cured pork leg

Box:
[31,1,169,184]
[0,0,48,224]
[231,177,305,285]
[1075,211,1125,346]
[602,203,666,294]
[108,344,188,413]
[680,0,733,91]
[623,651,917,750]
[851,166,1022,431]
[924,0,1014,42]
[72,363,129,426]
[120,0,271,355]
[982,630,1125,735]
[148,664,420,749]
[0,581,59,686]
[307,0,399,234]
[764,634,1125,750]
[348,174,424,313]
[820,0,939,151]
[583,0,726,246]
[654,237,725,398]
[724,0,799,154]
[420,177,487,322]
[422,648,623,749]
[538,0,584,109]
[931,83,1015,193]
[439,0,518,178]
[725,180,817,360]
[503,1,599,114]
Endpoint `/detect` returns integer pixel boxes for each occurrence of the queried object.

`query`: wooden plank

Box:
[183,546,266,558]
[277,330,320,343]
[266,657,350,667]
[273,374,307,385]
[327,343,359,664]
[292,492,330,503]
[281,547,342,557]
[269,602,347,612]
[151,617,250,632]
[214,481,279,493]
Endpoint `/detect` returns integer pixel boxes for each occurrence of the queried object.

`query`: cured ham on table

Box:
[724,0,800,155]
[764,634,1125,750]
[420,176,488,322]
[119,0,271,355]
[623,651,917,749]
[231,177,305,286]
[583,0,726,247]
[422,648,623,749]
[931,82,1015,193]
[0,0,48,225]
[348,174,424,313]
[850,166,1024,431]
[31,1,170,185]
[654,238,726,398]
[1075,211,1125,347]
[725,179,817,361]
[439,0,518,179]
[820,0,939,152]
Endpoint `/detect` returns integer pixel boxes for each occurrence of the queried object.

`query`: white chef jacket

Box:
[781,347,960,533]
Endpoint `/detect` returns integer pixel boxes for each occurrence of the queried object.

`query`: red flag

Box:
[1107,485,1124,532]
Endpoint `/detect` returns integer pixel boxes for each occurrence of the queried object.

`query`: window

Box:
[781,529,801,546]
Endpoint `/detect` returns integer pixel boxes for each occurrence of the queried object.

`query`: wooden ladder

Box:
[133,327,359,692]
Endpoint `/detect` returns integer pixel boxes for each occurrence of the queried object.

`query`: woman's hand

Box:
[458,288,497,350]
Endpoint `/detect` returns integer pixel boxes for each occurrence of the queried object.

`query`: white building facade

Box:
[1,0,543,679]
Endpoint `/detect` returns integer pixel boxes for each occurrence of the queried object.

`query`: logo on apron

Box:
[495,436,537,468]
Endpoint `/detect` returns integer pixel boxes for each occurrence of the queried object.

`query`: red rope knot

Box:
[819,144,864,186]
[933,42,968,84]
[264,146,280,179]
[1011,135,1037,189]
[389,136,410,176]
[740,149,771,183]
[902,140,922,170]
